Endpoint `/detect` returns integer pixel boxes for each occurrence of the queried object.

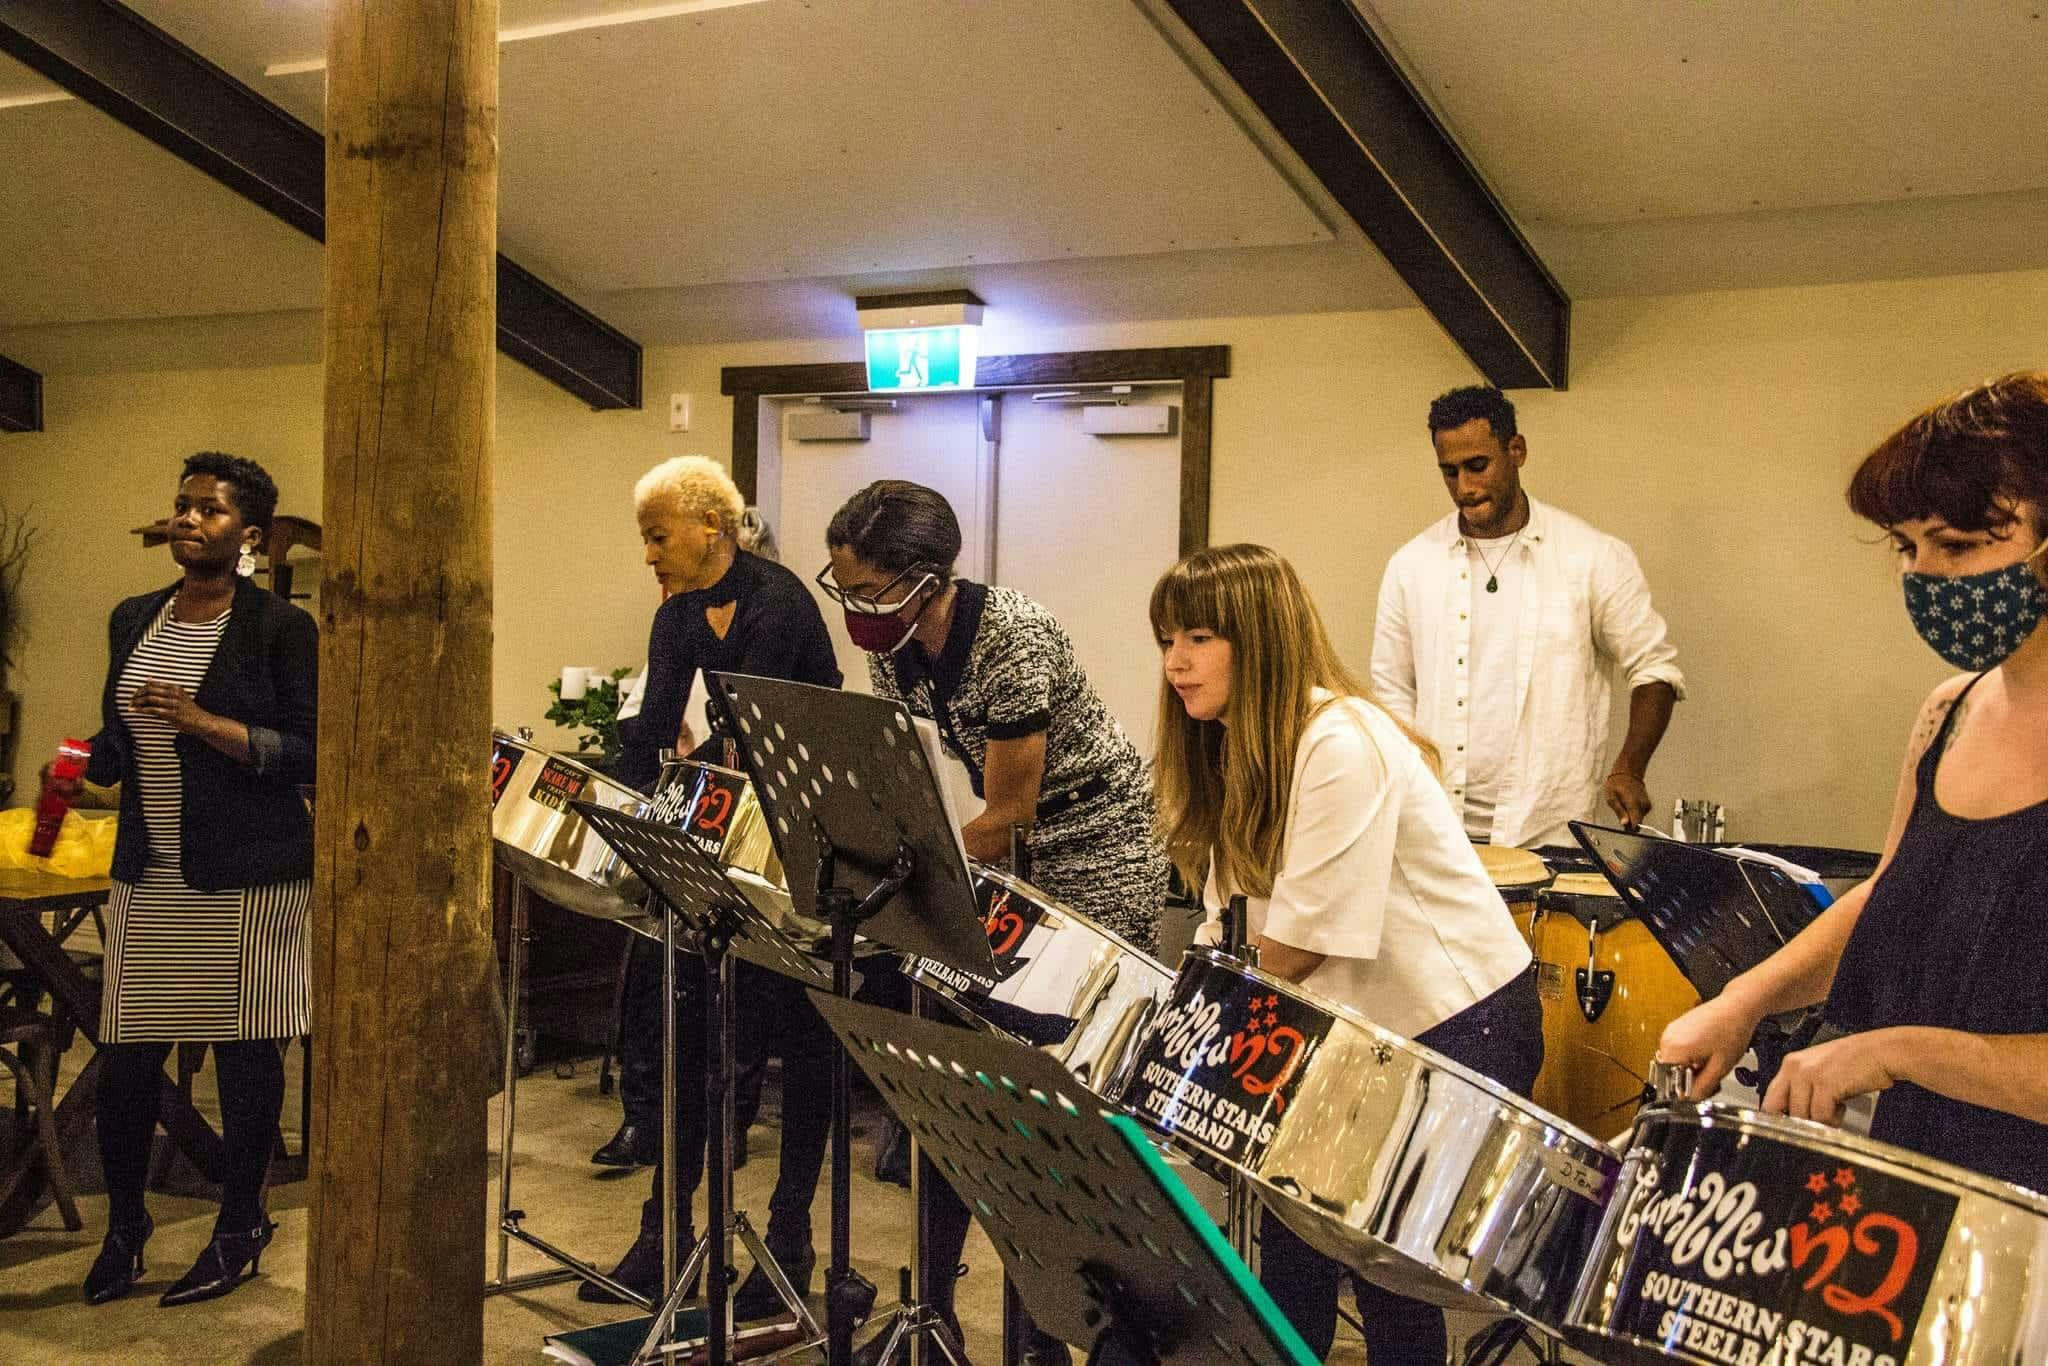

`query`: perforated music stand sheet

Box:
[706,672,994,978]
[1571,821,1824,999]
[808,990,1317,1366]
[571,802,840,991]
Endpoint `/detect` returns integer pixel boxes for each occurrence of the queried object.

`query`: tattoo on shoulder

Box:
[1914,689,1968,758]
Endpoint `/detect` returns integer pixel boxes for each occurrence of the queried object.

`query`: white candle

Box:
[560,666,589,701]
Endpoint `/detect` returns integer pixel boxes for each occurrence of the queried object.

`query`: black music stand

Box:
[1569,821,1828,998]
[706,672,995,1366]
[572,802,835,1366]
[808,990,1318,1366]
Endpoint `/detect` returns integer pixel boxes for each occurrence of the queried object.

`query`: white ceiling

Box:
[4,0,2048,373]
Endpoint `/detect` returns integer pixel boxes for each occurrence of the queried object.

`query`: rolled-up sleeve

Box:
[1593,540,1686,700]
[1260,712,1397,962]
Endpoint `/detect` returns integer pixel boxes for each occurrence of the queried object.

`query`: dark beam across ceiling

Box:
[0,353,42,433]
[0,0,642,410]
[1162,0,1568,389]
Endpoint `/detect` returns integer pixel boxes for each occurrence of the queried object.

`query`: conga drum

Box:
[1477,843,1554,922]
[1528,873,1699,1139]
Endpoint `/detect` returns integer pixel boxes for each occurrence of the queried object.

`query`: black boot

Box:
[159,1220,276,1307]
[730,1240,815,1321]
[82,1215,153,1306]
[578,1227,698,1304]
[873,1116,911,1188]
[591,1120,660,1168]
[1021,1326,1073,1364]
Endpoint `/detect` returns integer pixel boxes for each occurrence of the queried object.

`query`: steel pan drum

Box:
[909,867,1174,1090]
[1525,873,1700,1138]
[490,731,648,920]
[643,758,825,942]
[1108,947,1619,1328]
[1569,1100,2048,1364]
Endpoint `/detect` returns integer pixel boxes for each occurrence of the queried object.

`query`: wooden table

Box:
[0,868,226,1235]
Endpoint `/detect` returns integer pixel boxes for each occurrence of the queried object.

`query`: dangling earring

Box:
[236,543,258,578]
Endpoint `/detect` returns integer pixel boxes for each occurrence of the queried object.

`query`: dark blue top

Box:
[1826,673,2048,1192]
[88,576,319,889]
[616,551,840,792]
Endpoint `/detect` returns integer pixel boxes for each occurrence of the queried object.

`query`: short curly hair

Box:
[634,455,743,533]
[1427,384,1518,444]
[181,451,279,538]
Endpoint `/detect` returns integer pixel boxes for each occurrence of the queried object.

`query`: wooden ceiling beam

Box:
[0,0,642,410]
[1160,0,1569,388]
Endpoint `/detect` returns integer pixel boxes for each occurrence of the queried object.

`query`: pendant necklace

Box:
[1471,529,1523,593]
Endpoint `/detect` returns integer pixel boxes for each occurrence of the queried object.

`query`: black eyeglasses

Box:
[814,563,938,615]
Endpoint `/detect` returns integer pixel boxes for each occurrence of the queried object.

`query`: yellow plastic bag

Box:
[0,807,118,878]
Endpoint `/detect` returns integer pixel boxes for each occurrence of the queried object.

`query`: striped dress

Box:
[101,599,311,1043]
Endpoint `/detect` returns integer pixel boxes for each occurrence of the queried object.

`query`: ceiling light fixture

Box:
[263,0,772,78]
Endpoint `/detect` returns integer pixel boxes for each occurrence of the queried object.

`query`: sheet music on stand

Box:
[808,989,1318,1366]
[1571,820,1827,999]
[705,672,992,976]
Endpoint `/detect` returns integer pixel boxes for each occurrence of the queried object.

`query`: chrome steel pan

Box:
[1568,1099,2048,1365]
[908,867,1175,1090]
[1107,947,1620,1329]
[490,731,647,921]
[644,758,827,946]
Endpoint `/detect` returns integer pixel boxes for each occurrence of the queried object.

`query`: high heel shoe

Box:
[82,1215,154,1305]
[159,1220,277,1307]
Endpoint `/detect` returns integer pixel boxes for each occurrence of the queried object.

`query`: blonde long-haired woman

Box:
[1151,543,1540,1363]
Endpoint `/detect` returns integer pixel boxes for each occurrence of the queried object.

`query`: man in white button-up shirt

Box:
[1371,385,1686,849]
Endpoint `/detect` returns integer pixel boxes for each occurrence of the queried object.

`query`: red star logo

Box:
[1806,1172,1830,1195]
[1811,1201,1833,1223]
[1839,1193,1862,1216]
[1835,1167,1857,1190]
[1263,1012,1278,1029]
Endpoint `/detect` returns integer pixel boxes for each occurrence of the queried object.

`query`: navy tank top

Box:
[1826,673,2048,1192]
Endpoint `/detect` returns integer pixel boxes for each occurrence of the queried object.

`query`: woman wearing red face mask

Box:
[822,480,1169,1365]
[1659,371,2048,1194]
[821,480,1168,947]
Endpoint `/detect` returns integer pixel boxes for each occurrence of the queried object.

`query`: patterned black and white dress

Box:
[870,581,1169,951]
[101,601,310,1042]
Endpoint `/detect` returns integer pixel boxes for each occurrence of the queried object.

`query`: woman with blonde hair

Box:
[586,453,842,1316]
[1152,542,1539,1363]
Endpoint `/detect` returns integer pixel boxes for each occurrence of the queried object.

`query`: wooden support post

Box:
[307,2,500,1361]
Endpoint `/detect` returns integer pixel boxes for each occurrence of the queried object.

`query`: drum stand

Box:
[704,672,1000,1366]
[490,873,652,1306]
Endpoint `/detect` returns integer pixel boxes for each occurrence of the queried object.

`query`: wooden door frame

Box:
[720,345,1229,555]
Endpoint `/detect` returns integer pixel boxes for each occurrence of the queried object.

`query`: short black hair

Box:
[825,480,962,578]
[181,451,280,539]
[1428,385,1518,444]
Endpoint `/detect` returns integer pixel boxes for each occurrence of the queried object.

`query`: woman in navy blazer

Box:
[60,453,318,1309]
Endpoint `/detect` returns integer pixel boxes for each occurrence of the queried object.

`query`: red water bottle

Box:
[29,738,93,858]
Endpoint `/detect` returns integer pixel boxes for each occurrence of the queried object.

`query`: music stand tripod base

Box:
[709,673,998,1366]
[809,989,1318,1366]
[573,802,834,1365]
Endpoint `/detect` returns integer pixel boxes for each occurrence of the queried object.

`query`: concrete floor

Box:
[0,1046,1584,1363]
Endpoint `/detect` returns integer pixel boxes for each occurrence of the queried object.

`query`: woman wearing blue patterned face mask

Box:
[1659,371,2048,1198]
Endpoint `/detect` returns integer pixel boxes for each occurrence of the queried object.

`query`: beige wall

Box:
[9,267,2046,847]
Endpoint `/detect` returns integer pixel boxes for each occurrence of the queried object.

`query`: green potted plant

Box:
[543,667,634,767]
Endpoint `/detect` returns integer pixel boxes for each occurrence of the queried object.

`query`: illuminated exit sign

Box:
[864,326,979,392]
